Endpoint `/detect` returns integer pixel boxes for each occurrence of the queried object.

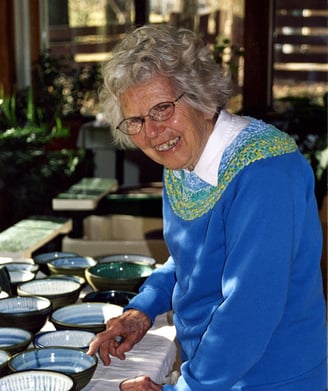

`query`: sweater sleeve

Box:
[164,154,322,390]
[124,256,176,322]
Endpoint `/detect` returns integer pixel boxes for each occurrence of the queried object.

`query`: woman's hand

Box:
[87,309,152,365]
[120,376,163,390]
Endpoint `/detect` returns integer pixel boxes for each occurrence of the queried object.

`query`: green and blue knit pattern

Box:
[164,119,298,221]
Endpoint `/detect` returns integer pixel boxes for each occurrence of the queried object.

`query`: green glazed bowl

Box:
[85,262,153,292]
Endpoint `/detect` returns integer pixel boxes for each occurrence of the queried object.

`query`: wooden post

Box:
[242,0,274,114]
[0,0,16,95]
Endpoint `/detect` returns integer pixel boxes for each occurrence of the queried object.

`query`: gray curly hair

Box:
[100,24,232,149]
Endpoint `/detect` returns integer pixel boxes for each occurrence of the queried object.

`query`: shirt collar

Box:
[189,110,249,186]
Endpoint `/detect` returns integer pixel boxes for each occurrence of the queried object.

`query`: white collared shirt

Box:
[189,110,249,186]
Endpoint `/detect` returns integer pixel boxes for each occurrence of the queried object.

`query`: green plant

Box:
[212,36,244,79]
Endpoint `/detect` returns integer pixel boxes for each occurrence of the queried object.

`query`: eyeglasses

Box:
[116,94,184,135]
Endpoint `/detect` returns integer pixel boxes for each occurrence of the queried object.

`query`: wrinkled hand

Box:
[120,375,162,390]
[87,309,152,365]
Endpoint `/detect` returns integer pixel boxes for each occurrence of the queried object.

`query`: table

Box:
[0,216,72,258]
[83,313,177,390]
[41,311,177,390]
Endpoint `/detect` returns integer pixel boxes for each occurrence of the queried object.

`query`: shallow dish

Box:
[97,253,156,267]
[9,347,98,390]
[0,296,52,334]
[85,262,153,292]
[33,329,95,350]
[17,277,81,310]
[33,252,78,275]
[0,327,32,355]
[50,302,122,333]
[0,349,10,377]
[0,370,76,391]
[83,289,136,307]
[48,256,97,278]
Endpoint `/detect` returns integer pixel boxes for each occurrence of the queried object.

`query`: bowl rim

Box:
[9,346,98,372]
[96,253,156,266]
[0,369,77,390]
[17,277,81,297]
[48,256,97,269]
[85,261,153,282]
[33,329,96,349]
[33,252,78,264]
[0,295,52,315]
[50,302,123,327]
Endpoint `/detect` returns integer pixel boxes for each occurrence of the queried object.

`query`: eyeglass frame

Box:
[116,94,184,135]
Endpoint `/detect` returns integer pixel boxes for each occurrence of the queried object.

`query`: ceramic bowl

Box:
[8,270,36,294]
[48,273,86,286]
[0,370,76,391]
[3,262,39,274]
[33,329,95,350]
[33,252,78,275]
[0,296,52,334]
[47,256,97,278]
[85,262,153,292]
[0,349,10,377]
[0,290,9,299]
[50,302,122,333]
[97,253,156,267]
[82,289,136,307]
[17,277,81,310]
[0,327,32,355]
[8,347,97,390]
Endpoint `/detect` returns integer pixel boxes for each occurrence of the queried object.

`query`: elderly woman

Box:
[88,25,326,390]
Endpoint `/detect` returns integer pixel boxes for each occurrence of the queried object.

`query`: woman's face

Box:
[119,76,214,170]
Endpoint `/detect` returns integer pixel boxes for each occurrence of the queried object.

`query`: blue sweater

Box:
[125,120,327,390]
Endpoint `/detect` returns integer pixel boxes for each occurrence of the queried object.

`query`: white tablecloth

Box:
[83,313,177,390]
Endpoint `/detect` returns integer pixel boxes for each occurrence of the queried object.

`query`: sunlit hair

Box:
[100,24,232,148]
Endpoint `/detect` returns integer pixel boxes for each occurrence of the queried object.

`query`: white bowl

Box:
[9,347,97,390]
[17,278,81,310]
[0,369,76,391]
[50,302,122,333]
[0,327,32,355]
[34,329,95,350]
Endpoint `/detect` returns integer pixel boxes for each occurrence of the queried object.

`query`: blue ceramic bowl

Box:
[0,296,52,334]
[9,347,98,390]
[33,252,78,275]
[48,256,97,278]
[82,289,136,307]
[17,277,81,310]
[50,302,122,333]
[0,327,32,355]
[34,329,95,350]
[0,370,76,391]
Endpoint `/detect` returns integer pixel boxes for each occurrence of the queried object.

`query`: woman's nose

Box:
[143,118,165,138]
